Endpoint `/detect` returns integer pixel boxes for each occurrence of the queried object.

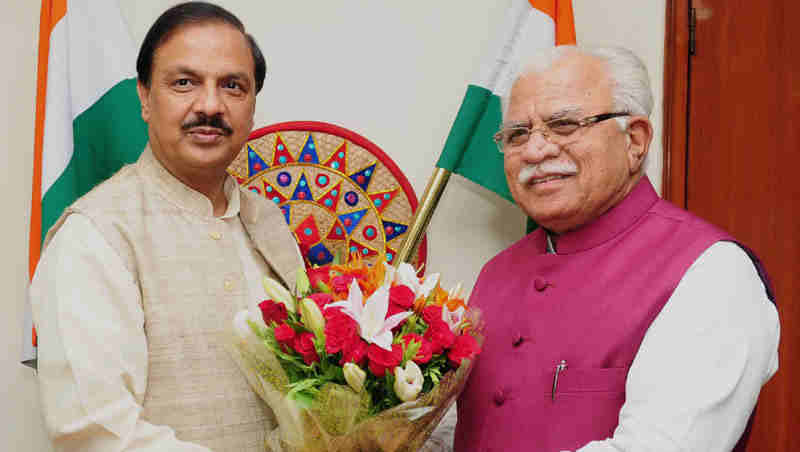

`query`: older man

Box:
[30,3,303,451]
[454,46,780,452]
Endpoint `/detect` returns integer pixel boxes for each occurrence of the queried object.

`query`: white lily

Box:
[343,362,366,393]
[299,298,325,338]
[263,276,296,313]
[395,262,440,301]
[442,305,466,333]
[326,279,411,350]
[394,360,423,402]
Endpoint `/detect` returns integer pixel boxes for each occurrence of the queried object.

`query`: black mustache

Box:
[181,114,233,135]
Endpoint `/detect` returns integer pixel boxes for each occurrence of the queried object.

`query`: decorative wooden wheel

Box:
[228,121,426,269]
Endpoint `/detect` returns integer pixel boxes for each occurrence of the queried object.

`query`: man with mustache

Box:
[454,46,780,451]
[30,2,303,451]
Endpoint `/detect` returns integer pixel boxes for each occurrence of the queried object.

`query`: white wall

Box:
[1,2,664,450]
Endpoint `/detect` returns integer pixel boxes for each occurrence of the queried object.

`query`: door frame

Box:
[662,0,690,205]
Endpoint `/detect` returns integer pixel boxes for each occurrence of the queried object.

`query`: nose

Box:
[195,83,223,117]
[519,130,560,164]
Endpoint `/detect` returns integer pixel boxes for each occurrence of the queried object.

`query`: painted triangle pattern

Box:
[349,163,376,191]
[247,145,270,176]
[297,134,320,164]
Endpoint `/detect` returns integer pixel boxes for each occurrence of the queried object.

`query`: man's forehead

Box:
[508,54,612,117]
[152,22,253,72]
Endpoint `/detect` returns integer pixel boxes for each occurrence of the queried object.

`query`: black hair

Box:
[136,1,266,93]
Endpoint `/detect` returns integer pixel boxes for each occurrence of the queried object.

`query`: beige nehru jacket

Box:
[31,146,304,451]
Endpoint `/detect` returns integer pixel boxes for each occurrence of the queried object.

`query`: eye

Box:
[505,127,531,146]
[223,80,243,91]
[547,119,580,135]
[172,78,194,90]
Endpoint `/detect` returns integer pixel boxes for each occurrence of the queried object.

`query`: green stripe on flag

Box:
[41,78,148,242]
[436,85,512,202]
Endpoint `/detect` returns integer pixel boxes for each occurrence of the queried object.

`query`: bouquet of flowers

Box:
[228,256,482,452]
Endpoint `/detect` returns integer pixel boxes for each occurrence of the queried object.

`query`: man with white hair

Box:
[454,46,780,451]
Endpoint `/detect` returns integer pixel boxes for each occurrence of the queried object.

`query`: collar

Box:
[531,176,659,255]
[136,145,240,218]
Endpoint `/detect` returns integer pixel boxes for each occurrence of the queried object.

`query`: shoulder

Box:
[676,241,777,331]
[647,198,730,238]
[71,163,142,211]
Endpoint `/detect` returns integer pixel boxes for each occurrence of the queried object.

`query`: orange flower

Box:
[445,296,467,312]
[330,253,386,300]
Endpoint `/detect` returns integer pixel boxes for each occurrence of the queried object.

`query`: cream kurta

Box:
[31,147,304,451]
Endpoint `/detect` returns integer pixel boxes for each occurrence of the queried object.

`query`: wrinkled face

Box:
[137,22,256,187]
[503,53,649,233]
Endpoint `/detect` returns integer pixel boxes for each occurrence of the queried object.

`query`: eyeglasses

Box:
[492,112,630,154]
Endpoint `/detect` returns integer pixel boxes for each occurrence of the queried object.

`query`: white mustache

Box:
[517,161,578,184]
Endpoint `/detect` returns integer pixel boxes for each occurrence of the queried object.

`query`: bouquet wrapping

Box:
[228,258,482,451]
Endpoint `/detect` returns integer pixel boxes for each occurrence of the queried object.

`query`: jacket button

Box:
[512,333,525,347]
[493,389,506,406]
[534,278,548,291]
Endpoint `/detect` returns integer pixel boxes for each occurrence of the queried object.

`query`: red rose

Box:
[448,334,481,367]
[259,299,288,326]
[422,305,443,326]
[332,275,356,293]
[367,343,403,377]
[292,332,319,365]
[341,338,368,366]
[424,319,456,355]
[309,292,333,310]
[324,308,360,355]
[274,323,296,343]
[402,333,433,364]
[307,266,333,289]
[389,285,416,310]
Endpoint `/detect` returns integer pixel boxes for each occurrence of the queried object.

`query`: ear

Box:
[136,81,151,123]
[625,116,653,174]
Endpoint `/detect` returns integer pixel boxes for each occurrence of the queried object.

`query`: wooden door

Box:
[664,1,800,451]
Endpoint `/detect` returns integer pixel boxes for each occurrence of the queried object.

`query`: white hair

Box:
[502,46,654,130]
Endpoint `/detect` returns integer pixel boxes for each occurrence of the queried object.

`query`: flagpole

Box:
[396,167,451,265]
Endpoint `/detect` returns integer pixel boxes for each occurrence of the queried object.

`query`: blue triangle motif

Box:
[297,134,320,164]
[338,209,368,235]
[291,174,314,201]
[247,146,270,176]
[308,243,334,266]
[382,221,409,242]
[349,163,376,191]
[281,204,291,225]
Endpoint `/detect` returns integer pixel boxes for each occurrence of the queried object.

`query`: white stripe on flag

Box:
[41,18,73,196]
[67,0,137,116]
[41,0,137,195]
[474,0,555,96]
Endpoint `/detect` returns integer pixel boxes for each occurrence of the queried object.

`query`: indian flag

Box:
[23,0,147,365]
[436,0,576,202]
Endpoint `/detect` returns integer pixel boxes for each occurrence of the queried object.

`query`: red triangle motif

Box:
[294,215,322,246]
[326,220,347,241]
[262,179,288,205]
[368,187,400,214]
[272,135,295,166]
[323,141,347,173]
[348,238,379,258]
[384,246,399,265]
[316,181,343,212]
